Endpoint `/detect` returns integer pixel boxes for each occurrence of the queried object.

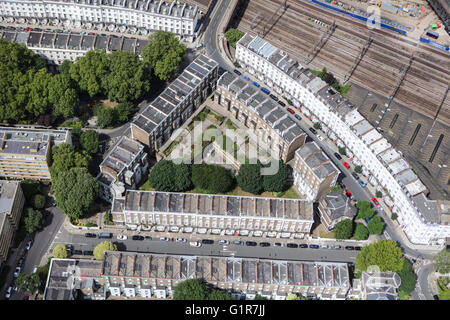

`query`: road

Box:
[413,263,436,300]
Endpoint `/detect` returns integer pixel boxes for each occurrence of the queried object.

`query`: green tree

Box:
[397,259,417,296]
[80,130,99,154]
[263,160,288,192]
[434,249,450,274]
[334,219,353,240]
[338,147,346,155]
[173,279,210,300]
[224,28,244,48]
[23,207,44,234]
[52,167,99,221]
[141,31,186,81]
[25,68,52,117]
[94,241,118,261]
[95,106,117,129]
[15,273,41,294]
[192,163,234,194]
[356,200,375,220]
[52,244,68,258]
[174,163,192,191]
[48,73,79,117]
[116,101,135,123]
[375,191,383,198]
[253,294,267,300]
[149,160,177,192]
[236,162,263,194]
[354,223,369,240]
[367,216,384,235]
[355,240,404,272]
[208,289,233,300]
[391,212,398,220]
[313,122,321,130]
[439,289,450,300]
[69,49,109,97]
[354,165,362,173]
[20,180,41,203]
[58,60,73,79]
[33,194,46,209]
[50,143,91,178]
[106,50,150,102]
[286,293,308,300]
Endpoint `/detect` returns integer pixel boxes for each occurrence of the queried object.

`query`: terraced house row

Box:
[0,0,199,41]
[235,33,450,245]
[1,28,148,64]
[44,253,350,300]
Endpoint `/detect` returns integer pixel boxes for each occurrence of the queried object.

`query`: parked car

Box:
[321,244,330,249]
[287,243,298,248]
[175,238,186,243]
[145,236,152,241]
[252,81,260,88]
[299,243,308,248]
[242,75,250,81]
[117,234,127,240]
[245,241,257,246]
[84,233,97,238]
[371,197,379,205]
[32,267,38,273]
[354,246,362,251]
[309,244,320,249]
[189,241,201,247]
[309,127,317,134]
[259,242,270,247]
[334,152,342,160]
[72,250,82,255]
[195,42,204,49]
[287,108,295,114]
[278,101,286,107]
[132,235,144,241]
[358,180,367,188]
[14,266,21,278]
[352,172,359,180]
[159,237,169,241]
[269,94,278,101]
[201,239,214,244]
[233,240,245,246]
[25,240,33,251]
[345,188,352,197]
[233,69,242,76]
[334,245,342,250]
[261,87,270,95]
[82,250,93,256]
[218,240,230,245]
[17,257,24,267]
[294,114,302,121]
[88,32,95,35]
[317,135,324,141]
[343,161,351,169]
[5,287,12,299]
[98,232,113,239]
[345,246,355,250]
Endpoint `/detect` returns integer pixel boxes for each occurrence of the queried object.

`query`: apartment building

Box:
[349,271,401,300]
[0,181,25,267]
[215,72,307,162]
[0,0,199,41]
[131,54,219,153]
[111,190,314,237]
[292,141,340,201]
[0,126,71,180]
[97,136,148,203]
[1,28,148,65]
[235,33,450,246]
[318,190,357,231]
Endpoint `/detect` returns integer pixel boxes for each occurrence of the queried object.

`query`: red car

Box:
[371,197,379,205]
[25,27,32,31]
[345,188,352,197]
[343,161,350,169]
[287,108,295,114]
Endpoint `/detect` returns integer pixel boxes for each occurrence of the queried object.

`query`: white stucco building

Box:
[235,33,450,246]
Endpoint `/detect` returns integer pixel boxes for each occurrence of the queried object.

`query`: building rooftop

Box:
[320,190,357,221]
[362,271,401,300]
[0,181,20,216]
[295,142,339,181]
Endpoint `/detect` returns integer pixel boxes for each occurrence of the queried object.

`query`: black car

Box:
[17,257,24,267]
[72,250,82,255]
[299,244,308,248]
[269,94,278,101]
[354,246,362,251]
[334,152,342,160]
[345,246,355,250]
[246,241,257,246]
[259,242,270,247]
[132,235,144,241]
[294,114,302,121]
[277,101,286,107]
[82,250,93,256]
[309,127,317,134]
[287,243,298,248]
[145,236,152,241]
[201,239,214,244]
[352,172,360,180]
[233,69,242,76]
[84,233,96,238]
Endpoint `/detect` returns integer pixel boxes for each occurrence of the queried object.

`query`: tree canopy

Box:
[192,163,234,194]
[80,129,99,154]
[141,31,186,81]
[397,259,417,296]
[94,241,118,261]
[15,273,41,294]
[286,293,308,300]
[434,249,450,274]
[224,28,244,48]
[355,240,404,272]
[149,160,192,192]
[353,223,369,240]
[20,180,41,204]
[52,244,68,259]
[262,160,288,192]
[367,215,385,235]
[50,143,91,178]
[23,207,45,234]
[236,162,263,194]
[356,200,375,220]
[33,194,46,209]
[334,219,353,240]
[48,73,79,117]
[173,279,232,300]
[52,167,98,221]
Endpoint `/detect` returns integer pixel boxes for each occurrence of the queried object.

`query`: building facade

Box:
[0,0,199,41]
[0,181,25,267]
[131,54,219,154]
[235,33,450,246]
[97,136,148,203]
[1,28,148,65]
[111,190,314,237]
[292,141,340,201]
[318,189,357,230]
[0,126,71,180]
[215,72,306,162]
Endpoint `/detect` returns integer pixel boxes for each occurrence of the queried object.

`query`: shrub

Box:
[33,194,46,209]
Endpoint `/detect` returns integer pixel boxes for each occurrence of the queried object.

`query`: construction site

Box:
[228,0,449,198]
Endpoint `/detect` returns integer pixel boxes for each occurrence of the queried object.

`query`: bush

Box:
[224,29,244,48]
[354,165,362,173]
[375,191,383,198]
[313,122,321,130]
[338,147,346,155]
[391,212,398,220]
[33,194,46,209]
